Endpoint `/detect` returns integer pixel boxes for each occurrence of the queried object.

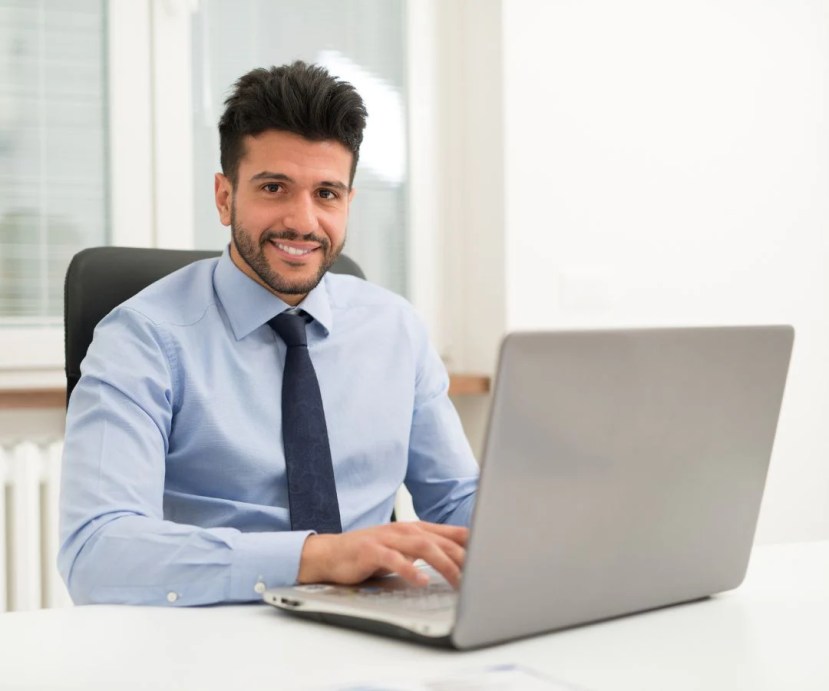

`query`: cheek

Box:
[322,209,349,237]
[236,201,279,233]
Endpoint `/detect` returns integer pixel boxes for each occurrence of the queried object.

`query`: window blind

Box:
[0,0,108,320]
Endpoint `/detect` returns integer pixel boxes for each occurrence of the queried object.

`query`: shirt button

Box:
[254,581,267,594]
[166,591,179,603]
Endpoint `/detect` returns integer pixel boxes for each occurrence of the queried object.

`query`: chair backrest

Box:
[64,246,365,404]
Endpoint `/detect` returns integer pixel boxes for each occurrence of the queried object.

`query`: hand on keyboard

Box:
[297,521,468,589]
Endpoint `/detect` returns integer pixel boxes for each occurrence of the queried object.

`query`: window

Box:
[0,0,431,378]
[0,0,108,321]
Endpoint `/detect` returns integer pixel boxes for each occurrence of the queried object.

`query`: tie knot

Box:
[268,311,308,347]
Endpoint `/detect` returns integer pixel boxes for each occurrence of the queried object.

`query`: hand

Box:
[297,521,468,589]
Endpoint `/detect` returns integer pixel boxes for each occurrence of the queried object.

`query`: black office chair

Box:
[63,246,365,404]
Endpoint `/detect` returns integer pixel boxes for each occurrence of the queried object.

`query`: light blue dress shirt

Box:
[58,249,478,606]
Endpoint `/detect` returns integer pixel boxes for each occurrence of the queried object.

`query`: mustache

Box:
[261,229,330,249]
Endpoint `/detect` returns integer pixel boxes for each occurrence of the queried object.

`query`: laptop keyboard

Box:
[353,580,457,612]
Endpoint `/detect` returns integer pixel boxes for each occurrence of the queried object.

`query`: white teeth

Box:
[275,242,313,256]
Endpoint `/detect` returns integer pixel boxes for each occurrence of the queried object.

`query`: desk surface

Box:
[2,541,828,691]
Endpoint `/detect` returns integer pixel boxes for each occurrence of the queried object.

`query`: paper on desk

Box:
[320,663,587,691]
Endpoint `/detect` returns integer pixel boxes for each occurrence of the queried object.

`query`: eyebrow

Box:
[249,171,349,192]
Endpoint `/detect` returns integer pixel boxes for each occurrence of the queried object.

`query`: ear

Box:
[348,187,356,204]
[215,173,233,226]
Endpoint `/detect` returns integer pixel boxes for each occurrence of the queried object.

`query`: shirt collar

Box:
[213,246,333,340]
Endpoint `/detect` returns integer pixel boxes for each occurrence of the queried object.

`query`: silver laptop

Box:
[264,325,794,649]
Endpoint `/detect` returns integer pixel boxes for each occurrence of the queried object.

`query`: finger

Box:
[375,546,431,587]
[390,534,463,588]
[383,525,467,580]
[398,533,466,571]
[371,555,415,578]
[411,521,470,547]
[380,524,466,569]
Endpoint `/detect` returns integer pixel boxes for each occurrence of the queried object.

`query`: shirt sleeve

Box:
[58,307,312,606]
[404,315,479,526]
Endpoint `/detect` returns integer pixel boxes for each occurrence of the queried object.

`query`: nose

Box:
[283,192,319,235]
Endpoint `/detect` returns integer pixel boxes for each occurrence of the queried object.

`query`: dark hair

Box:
[219,61,368,186]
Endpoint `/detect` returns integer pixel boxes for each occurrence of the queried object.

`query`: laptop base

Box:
[267,604,454,648]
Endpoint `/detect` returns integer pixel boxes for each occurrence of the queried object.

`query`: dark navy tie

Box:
[268,311,342,534]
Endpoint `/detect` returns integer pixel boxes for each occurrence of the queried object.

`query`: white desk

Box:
[2,542,828,691]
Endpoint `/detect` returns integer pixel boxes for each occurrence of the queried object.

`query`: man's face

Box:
[214,129,355,305]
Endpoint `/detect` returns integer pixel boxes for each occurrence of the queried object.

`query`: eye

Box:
[318,188,339,200]
[262,183,281,193]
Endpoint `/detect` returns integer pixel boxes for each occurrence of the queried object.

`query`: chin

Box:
[270,265,327,295]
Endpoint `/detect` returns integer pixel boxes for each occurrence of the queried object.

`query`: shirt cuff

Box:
[228,530,314,601]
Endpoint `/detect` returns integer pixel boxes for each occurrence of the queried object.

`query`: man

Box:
[58,62,478,606]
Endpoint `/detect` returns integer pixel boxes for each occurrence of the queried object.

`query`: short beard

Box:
[230,201,344,297]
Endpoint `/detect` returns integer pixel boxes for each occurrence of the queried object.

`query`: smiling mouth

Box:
[271,240,319,257]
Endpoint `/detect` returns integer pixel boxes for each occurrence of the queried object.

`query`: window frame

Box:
[0,0,189,383]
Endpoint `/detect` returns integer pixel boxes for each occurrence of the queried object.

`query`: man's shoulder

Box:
[325,271,412,314]
[323,273,432,352]
[115,257,219,329]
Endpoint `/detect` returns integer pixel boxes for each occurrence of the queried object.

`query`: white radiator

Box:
[0,440,72,612]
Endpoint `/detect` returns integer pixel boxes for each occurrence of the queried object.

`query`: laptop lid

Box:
[451,325,793,648]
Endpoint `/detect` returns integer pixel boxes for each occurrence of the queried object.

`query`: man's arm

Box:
[403,315,479,526]
[58,307,310,606]
[294,311,479,589]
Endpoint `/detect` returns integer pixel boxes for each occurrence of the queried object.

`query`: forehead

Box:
[238,129,353,183]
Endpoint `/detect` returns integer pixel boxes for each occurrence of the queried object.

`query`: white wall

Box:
[500,0,829,542]
[431,0,505,457]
